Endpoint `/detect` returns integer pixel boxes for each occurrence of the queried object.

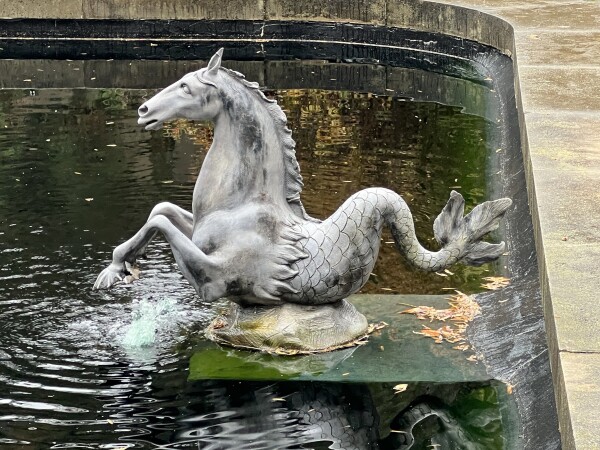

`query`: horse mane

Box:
[218,67,319,223]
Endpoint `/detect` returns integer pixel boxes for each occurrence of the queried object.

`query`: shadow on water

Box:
[0,42,524,448]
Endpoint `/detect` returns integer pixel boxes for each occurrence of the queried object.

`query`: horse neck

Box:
[194,91,288,216]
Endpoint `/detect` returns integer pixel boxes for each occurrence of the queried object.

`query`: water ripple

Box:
[0,81,499,448]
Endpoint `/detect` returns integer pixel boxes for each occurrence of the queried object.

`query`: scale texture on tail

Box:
[283,188,512,305]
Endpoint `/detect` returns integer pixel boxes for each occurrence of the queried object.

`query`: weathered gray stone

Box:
[518,66,600,112]
[0,0,82,18]
[515,31,600,67]
[386,0,515,55]
[265,0,386,24]
[83,0,264,20]
[560,353,600,449]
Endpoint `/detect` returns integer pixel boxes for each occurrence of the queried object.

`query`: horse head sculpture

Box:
[94,49,512,353]
[138,49,225,129]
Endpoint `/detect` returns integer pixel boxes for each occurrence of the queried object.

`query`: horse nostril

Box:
[138,104,149,116]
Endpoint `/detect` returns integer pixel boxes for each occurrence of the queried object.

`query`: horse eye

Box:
[181,83,191,95]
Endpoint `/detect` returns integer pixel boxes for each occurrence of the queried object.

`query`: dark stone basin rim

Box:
[0,19,499,60]
[0,36,472,60]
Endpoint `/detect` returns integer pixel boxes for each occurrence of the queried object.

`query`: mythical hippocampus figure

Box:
[93,49,511,352]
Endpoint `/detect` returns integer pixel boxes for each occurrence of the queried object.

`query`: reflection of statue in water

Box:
[170,381,501,449]
[381,397,492,450]
[93,49,511,352]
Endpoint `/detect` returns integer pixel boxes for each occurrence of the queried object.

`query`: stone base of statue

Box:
[205,300,371,354]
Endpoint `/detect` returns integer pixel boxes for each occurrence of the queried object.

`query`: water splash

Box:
[120,297,178,348]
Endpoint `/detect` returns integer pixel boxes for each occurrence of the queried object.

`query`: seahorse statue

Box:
[94,49,511,352]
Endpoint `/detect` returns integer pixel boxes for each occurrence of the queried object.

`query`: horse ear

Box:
[206,48,224,75]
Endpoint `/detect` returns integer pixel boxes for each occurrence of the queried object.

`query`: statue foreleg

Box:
[137,202,193,257]
[93,214,210,291]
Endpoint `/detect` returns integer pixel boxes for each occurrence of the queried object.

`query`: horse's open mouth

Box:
[139,118,162,130]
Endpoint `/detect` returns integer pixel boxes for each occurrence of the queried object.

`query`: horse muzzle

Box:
[137,102,164,130]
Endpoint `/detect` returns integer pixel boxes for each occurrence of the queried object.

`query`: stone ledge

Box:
[560,352,600,449]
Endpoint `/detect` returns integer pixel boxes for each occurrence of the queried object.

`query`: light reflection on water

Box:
[0,75,505,448]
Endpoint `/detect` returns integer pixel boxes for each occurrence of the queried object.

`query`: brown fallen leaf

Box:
[481,276,510,290]
[393,383,408,394]
[400,305,455,322]
[123,262,140,284]
[403,291,480,345]
[453,344,470,351]
[415,325,462,344]
[212,318,227,330]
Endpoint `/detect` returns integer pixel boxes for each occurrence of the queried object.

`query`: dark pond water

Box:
[0,58,510,449]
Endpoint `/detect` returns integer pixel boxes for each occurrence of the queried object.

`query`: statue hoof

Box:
[93,262,140,290]
[93,265,125,290]
[206,300,370,353]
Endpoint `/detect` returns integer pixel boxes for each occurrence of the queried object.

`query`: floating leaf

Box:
[393,383,408,394]
[481,276,510,290]
[123,262,140,284]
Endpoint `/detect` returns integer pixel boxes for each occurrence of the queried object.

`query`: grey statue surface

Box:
[93,49,512,352]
